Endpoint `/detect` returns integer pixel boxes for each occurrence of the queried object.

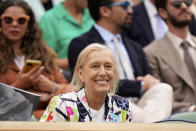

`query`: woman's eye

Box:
[106,65,112,69]
[91,65,98,68]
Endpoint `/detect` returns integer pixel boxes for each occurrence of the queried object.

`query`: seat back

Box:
[169,112,196,122]
[155,112,196,123]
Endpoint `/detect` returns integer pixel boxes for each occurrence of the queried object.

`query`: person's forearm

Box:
[55,58,69,70]
[11,79,32,90]
[52,83,73,96]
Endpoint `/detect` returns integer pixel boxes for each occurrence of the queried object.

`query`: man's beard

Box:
[120,22,131,32]
[119,16,131,32]
[168,11,192,27]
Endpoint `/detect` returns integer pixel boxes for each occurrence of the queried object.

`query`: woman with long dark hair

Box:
[0,0,71,120]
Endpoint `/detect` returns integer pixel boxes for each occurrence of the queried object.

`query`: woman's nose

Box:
[12,20,19,26]
[99,66,106,75]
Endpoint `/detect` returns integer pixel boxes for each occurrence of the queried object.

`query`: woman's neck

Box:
[85,89,106,110]
[12,41,22,56]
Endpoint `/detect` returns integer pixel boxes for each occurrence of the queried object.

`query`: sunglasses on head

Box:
[171,0,192,8]
[0,14,30,25]
[106,1,131,10]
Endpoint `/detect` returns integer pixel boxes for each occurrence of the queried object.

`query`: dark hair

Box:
[154,0,167,10]
[0,0,56,73]
[0,0,36,30]
[88,0,113,22]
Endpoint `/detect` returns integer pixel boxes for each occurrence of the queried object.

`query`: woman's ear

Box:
[77,67,84,83]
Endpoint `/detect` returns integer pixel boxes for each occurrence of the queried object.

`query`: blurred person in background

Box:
[0,0,72,120]
[23,0,64,22]
[39,0,94,70]
[145,0,196,113]
[126,0,196,47]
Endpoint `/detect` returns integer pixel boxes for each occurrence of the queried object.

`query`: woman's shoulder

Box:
[110,94,132,110]
[111,94,129,101]
[58,91,78,102]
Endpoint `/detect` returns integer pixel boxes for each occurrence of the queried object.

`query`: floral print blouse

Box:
[40,88,133,122]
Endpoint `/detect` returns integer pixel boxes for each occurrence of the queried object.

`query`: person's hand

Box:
[39,92,53,102]
[16,66,44,88]
[33,75,54,93]
[27,89,52,102]
[52,84,78,97]
[136,74,160,91]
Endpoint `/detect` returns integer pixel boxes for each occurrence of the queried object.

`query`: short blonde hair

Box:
[70,43,119,94]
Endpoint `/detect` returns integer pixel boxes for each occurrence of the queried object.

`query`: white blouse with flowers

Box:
[40,88,133,122]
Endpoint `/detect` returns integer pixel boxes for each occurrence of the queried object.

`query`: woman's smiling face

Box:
[78,49,115,95]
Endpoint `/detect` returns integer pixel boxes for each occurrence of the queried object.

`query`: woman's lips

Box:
[95,80,108,86]
[10,31,19,36]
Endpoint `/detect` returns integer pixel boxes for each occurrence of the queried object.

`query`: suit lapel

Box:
[121,35,139,77]
[158,36,194,89]
[137,3,154,42]
[87,27,105,44]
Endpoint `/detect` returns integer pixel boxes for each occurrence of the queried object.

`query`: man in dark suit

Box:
[126,0,196,47]
[68,0,173,122]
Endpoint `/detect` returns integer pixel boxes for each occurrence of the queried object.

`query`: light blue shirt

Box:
[94,24,135,80]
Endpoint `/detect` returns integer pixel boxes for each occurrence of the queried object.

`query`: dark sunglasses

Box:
[106,1,131,10]
[1,14,30,25]
[171,0,192,8]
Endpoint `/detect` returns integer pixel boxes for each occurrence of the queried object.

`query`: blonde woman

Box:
[40,44,133,122]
